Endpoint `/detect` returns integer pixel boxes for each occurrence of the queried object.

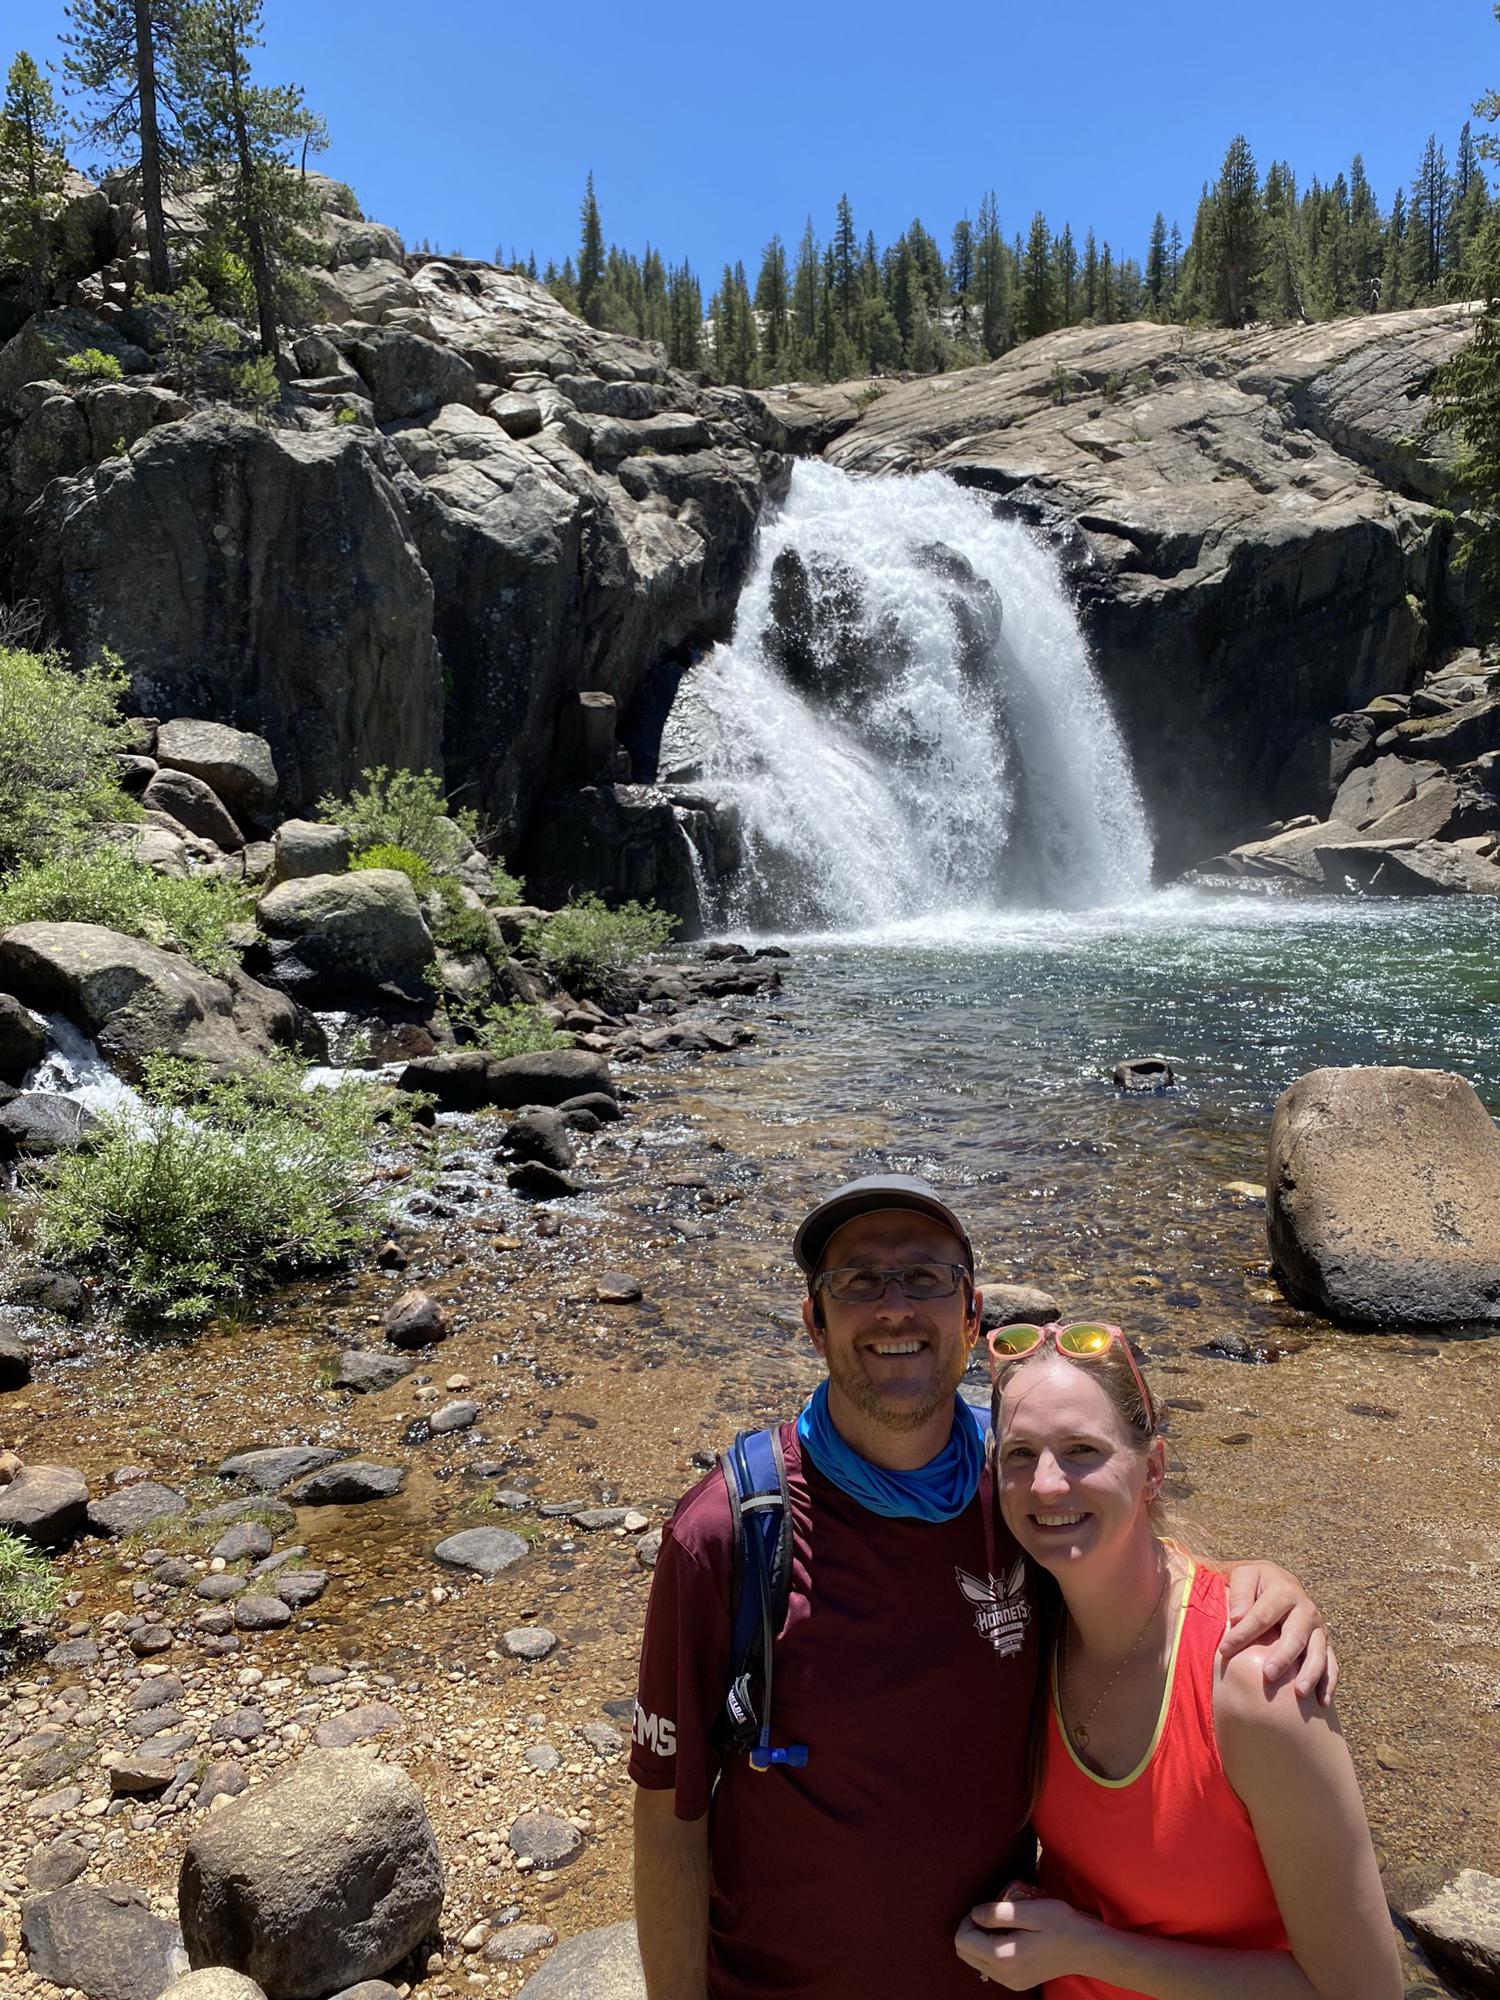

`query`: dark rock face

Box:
[14,410,443,813]
[396,1049,614,1111]
[779,309,1474,876]
[519,785,703,930]
[0,992,47,1082]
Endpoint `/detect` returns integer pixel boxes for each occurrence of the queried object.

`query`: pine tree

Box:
[975,190,1008,357]
[1097,241,1116,324]
[790,218,819,374]
[950,214,974,342]
[1209,133,1262,325]
[1261,161,1305,321]
[180,0,322,358]
[1448,120,1490,295]
[754,233,789,378]
[1167,220,1183,310]
[62,1,194,293]
[0,52,68,315]
[1054,221,1077,325]
[1348,154,1383,310]
[1082,227,1099,319]
[833,191,859,339]
[903,254,938,371]
[666,260,701,371]
[576,169,604,326]
[1145,212,1167,314]
[1380,185,1407,311]
[1019,209,1051,341]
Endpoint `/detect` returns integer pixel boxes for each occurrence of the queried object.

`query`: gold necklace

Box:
[1064,1548,1173,1750]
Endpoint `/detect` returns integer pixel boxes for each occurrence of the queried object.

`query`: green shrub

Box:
[0,645,138,871]
[30,1053,421,1323]
[334,404,358,425]
[465,999,567,1058]
[490,860,525,903]
[350,842,434,893]
[0,1529,60,1629]
[318,766,479,868]
[227,355,280,416]
[138,277,236,380]
[0,843,251,975]
[429,875,496,958]
[60,347,123,383]
[525,892,676,1001]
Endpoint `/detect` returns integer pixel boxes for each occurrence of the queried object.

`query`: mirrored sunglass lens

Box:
[1057,1325,1114,1355]
[991,1325,1045,1354]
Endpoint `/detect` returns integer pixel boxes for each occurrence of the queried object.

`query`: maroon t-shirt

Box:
[631,1425,1037,1999]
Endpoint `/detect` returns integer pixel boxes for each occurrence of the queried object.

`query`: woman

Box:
[954,1322,1402,2000]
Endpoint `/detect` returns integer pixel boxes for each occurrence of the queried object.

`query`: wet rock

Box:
[335,1349,411,1391]
[557,1090,623,1123]
[234,1596,292,1632]
[383,1289,448,1348]
[288,1461,404,1505]
[1112,1057,1175,1092]
[26,1837,91,1890]
[573,1507,627,1530]
[594,1272,643,1304]
[273,1570,328,1609]
[195,1496,298,1531]
[428,1398,480,1435]
[980,1284,1062,1330]
[507,1811,582,1868]
[1268,1065,1500,1325]
[397,1048,615,1112]
[312,1701,403,1750]
[484,1924,556,1963]
[0,991,48,1081]
[211,1522,274,1563]
[20,1882,188,2000]
[0,1090,102,1155]
[218,1446,346,1492]
[45,1637,99,1668]
[197,1575,246,1602]
[0,1327,32,1387]
[1406,1870,1500,1998]
[515,1919,643,1998]
[6,1267,86,1318]
[498,1108,576,1172]
[503,1627,558,1661]
[154,719,278,824]
[178,1749,444,1997]
[0,1462,89,1546]
[130,1623,175,1655]
[86,1482,186,1538]
[507,1160,582,1198]
[434,1527,527,1578]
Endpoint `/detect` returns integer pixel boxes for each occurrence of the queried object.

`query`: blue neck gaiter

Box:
[796,1380,985,1522]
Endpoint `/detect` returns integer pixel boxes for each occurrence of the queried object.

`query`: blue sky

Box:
[8,0,1500,277]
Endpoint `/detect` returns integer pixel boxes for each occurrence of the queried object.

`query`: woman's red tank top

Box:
[1032,1557,1290,1999]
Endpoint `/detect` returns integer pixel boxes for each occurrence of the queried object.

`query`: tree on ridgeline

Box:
[1020,209,1051,340]
[833,192,859,342]
[1406,134,1452,301]
[790,218,819,374]
[1207,133,1262,325]
[1261,160,1305,320]
[975,190,1009,356]
[576,169,604,325]
[1055,221,1077,325]
[754,232,789,378]
[1447,120,1491,294]
[180,0,322,359]
[1145,211,1167,315]
[1348,154,1384,310]
[62,0,196,293]
[666,260,701,370]
[1081,226,1099,320]
[1380,185,1407,311]
[950,213,974,342]
[0,52,69,315]
[1096,240,1115,324]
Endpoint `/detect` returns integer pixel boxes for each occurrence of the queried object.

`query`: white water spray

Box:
[661,461,1152,929]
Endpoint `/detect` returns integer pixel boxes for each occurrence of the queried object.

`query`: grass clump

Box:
[525,893,675,1002]
[0,844,251,974]
[60,347,124,383]
[0,645,139,870]
[350,842,435,893]
[319,766,479,869]
[30,1053,423,1323]
[0,1529,61,1629]
[490,860,525,903]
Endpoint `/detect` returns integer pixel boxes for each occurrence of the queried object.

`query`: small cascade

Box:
[659,460,1153,930]
[22,1013,142,1121]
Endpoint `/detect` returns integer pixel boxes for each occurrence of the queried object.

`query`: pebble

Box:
[593,1273,643,1304]
[128,1623,174,1656]
[126,1676,185,1713]
[433,1528,527,1579]
[429,1400,481,1435]
[210,1706,267,1744]
[506,1811,582,1868]
[273,1570,329,1609]
[577,1721,624,1757]
[313,1700,403,1749]
[234,1595,293,1631]
[502,1628,558,1662]
[211,1522,274,1563]
[384,1289,449,1348]
[572,1507,627,1531]
[306,1665,347,1687]
[482,1924,556,1963]
[523,1745,561,1773]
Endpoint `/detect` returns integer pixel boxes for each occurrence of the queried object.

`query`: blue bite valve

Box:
[748,1742,809,1771]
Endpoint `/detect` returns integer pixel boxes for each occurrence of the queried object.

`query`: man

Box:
[630,1175,1331,2000]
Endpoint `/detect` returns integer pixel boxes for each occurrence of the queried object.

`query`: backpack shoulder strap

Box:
[719,1426,794,1756]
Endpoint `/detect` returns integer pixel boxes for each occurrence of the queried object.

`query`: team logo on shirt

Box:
[955,1556,1031,1656]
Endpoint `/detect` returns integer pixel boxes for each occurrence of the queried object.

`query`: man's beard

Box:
[825,1343,960,1433]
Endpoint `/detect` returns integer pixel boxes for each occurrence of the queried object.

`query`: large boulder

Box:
[155,720,279,823]
[14,409,443,813]
[342,327,480,420]
[270,820,351,884]
[0,993,49,1084]
[0,924,299,1081]
[1267,1066,1500,1325]
[178,1750,444,1999]
[396,1048,614,1111]
[21,1882,187,2000]
[0,308,148,408]
[143,767,245,850]
[0,1462,89,1546]
[255,871,434,1001]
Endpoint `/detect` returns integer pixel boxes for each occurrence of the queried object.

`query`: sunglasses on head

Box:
[985,1321,1154,1421]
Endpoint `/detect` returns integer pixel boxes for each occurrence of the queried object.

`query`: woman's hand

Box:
[954,1885,1106,1989]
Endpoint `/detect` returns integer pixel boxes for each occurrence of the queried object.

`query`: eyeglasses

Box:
[816,1261,970,1304]
[985,1321,1154,1421]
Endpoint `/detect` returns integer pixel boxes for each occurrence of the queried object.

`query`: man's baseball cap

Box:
[792,1173,975,1281]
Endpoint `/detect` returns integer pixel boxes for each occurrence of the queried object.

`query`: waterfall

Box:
[659,460,1153,931]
